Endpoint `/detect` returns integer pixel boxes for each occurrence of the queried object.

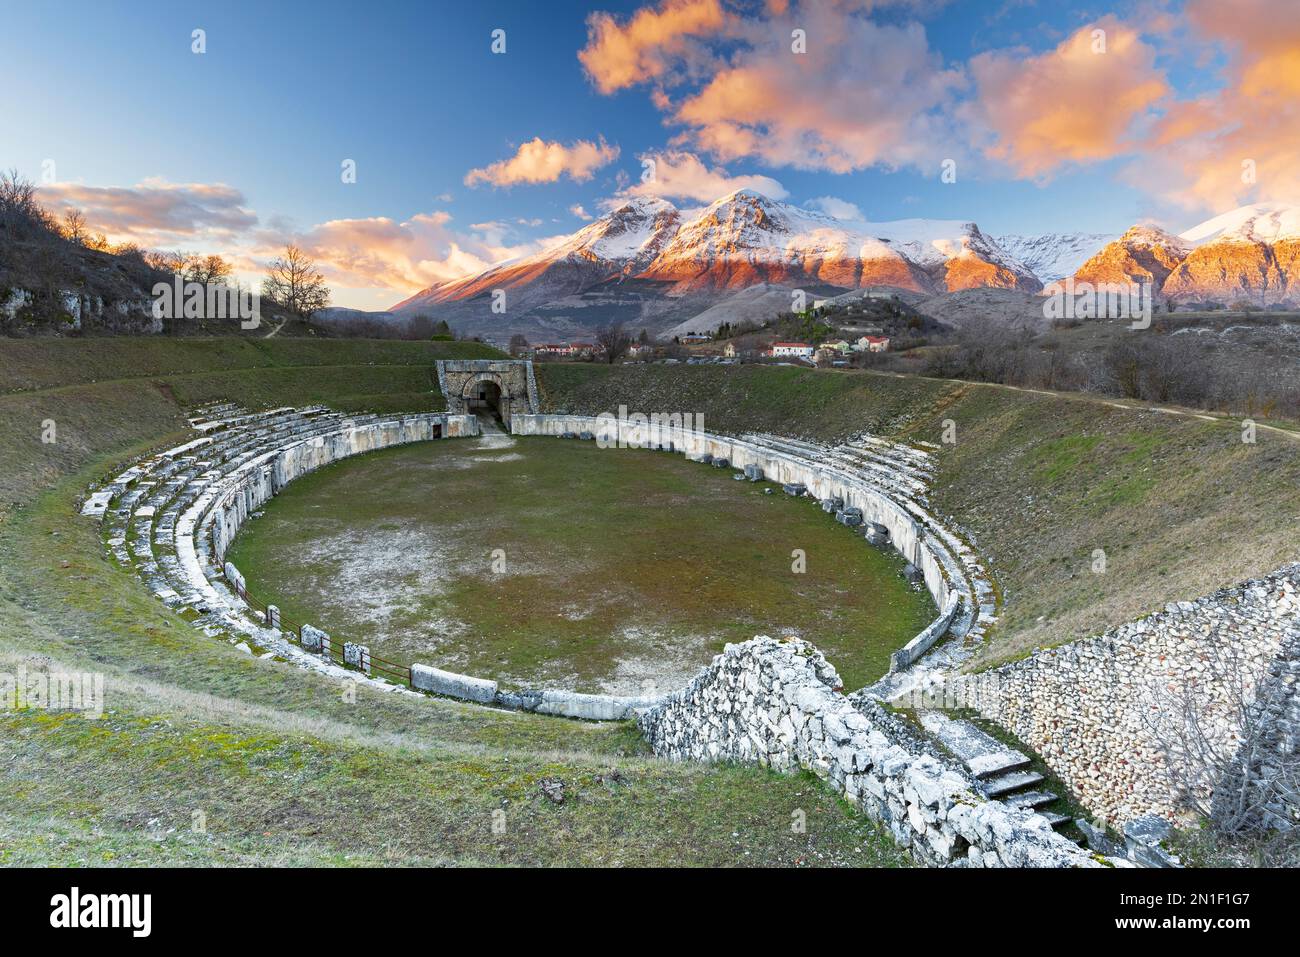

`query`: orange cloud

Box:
[968,18,1169,177]
[464,137,620,187]
[621,150,787,202]
[578,0,727,94]
[268,211,561,292]
[40,178,257,247]
[581,2,962,175]
[1124,0,1300,210]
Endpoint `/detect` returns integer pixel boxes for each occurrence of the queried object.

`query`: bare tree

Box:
[594,322,632,364]
[188,254,232,286]
[407,313,435,339]
[261,244,330,317]
[60,209,88,246]
[0,168,53,238]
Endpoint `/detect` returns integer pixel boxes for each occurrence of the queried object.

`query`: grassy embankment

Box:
[0,338,909,867]
[537,362,1300,667]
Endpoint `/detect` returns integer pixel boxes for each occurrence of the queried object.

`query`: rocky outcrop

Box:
[1162,239,1297,306]
[1073,225,1189,291]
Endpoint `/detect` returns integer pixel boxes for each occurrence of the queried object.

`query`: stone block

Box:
[411,663,498,703]
[344,641,371,674]
[300,624,328,654]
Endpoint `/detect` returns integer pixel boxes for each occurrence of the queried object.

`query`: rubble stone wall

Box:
[639,636,1110,867]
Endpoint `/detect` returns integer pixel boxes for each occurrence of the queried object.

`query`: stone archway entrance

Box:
[436,359,538,429]
[464,376,504,420]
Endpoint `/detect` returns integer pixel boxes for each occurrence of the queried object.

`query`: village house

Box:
[679,334,713,344]
[853,335,891,353]
[770,342,815,359]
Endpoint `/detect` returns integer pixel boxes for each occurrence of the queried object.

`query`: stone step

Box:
[968,750,1032,779]
[1039,811,1071,829]
[1005,790,1058,811]
[918,712,1031,779]
[983,770,1044,797]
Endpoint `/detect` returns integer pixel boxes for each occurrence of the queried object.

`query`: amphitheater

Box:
[75,357,1300,868]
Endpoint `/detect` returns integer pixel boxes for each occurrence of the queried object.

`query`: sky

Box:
[2,0,1296,309]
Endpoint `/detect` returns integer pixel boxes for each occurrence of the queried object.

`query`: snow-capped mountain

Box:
[994,232,1116,284]
[391,189,1038,336]
[1070,204,1300,306]
[388,196,1300,339]
[392,196,681,316]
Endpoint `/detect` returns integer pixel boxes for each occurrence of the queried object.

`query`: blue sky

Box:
[3,0,1292,308]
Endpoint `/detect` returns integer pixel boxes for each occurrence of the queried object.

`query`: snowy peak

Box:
[1179,203,1300,246]
[995,233,1115,283]
[539,196,680,268]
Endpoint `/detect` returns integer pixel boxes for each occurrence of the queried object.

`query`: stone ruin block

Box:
[265,604,281,630]
[782,483,807,497]
[344,642,371,674]
[836,506,864,527]
[744,464,764,482]
[301,624,329,654]
[579,431,594,441]
[712,457,729,468]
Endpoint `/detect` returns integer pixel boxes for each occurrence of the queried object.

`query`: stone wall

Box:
[639,637,1110,867]
[960,565,1300,826]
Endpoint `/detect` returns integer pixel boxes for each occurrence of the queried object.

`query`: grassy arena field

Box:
[226,435,933,693]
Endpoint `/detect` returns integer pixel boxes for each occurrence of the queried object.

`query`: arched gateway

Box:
[436,359,539,427]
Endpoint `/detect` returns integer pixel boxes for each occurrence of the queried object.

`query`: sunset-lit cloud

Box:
[581,1,963,175]
[966,18,1169,178]
[40,178,257,247]
[258,211,562,292]
[1123,0,1300,210]
[464,137,620,187]
[578,0,727,94]
[621,150,787,202]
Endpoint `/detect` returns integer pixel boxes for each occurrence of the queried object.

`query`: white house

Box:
[771,342,815,359]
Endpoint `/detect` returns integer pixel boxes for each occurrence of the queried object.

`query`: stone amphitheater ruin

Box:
[83,359,1299,868]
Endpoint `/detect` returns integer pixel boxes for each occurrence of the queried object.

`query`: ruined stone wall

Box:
[963,566,1300,826]
[639,637,1109,867]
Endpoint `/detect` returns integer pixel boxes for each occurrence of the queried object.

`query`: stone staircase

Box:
[918,712,1074,832]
